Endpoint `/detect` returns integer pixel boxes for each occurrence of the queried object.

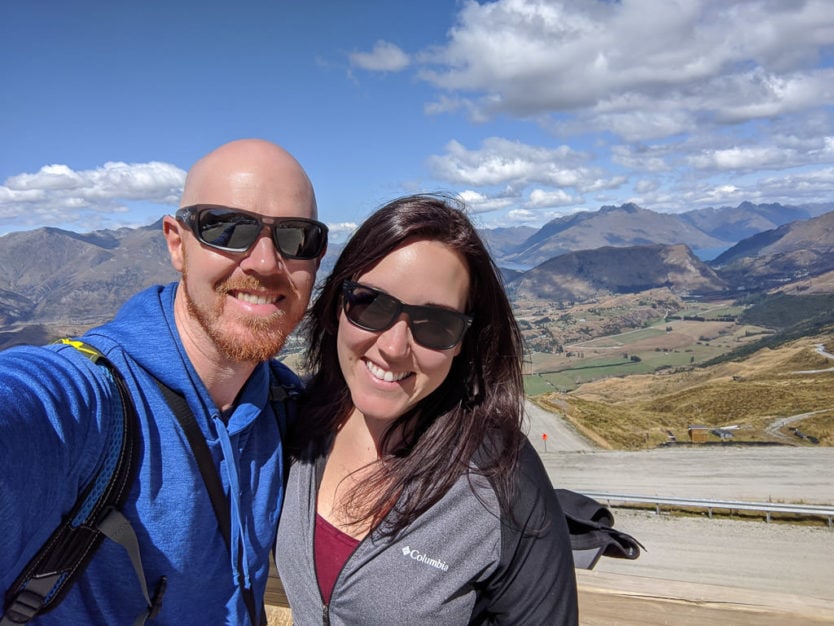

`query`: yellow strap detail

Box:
[56,338,103,361]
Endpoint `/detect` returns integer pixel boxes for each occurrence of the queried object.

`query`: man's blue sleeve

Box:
[0,345,116,594]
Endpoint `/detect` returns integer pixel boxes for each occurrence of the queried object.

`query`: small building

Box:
[688,424,709,443]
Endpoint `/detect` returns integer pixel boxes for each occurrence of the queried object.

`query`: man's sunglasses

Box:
[341,280,473,350]
[176,204,328,260]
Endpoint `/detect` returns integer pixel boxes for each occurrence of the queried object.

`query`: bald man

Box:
[0,139,327,625]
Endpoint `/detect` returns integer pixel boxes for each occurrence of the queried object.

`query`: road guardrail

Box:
[581,490,834,528]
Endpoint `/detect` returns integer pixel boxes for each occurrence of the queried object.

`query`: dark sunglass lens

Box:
[273,222,324,259]
[411,312,465,349]
[199,210,260,250]
[273,226,305,258]
[346,287,399,330]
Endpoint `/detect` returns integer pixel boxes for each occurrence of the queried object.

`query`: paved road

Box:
[525,401,834,602]
[540,445,834,503]
[523,399,596,452]
[586,508,834,600]
[525,399,833,503]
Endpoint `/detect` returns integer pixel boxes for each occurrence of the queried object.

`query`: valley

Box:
[518,292,765,394]
[523,301,834,450]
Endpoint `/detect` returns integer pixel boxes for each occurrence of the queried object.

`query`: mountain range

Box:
[483,200,832,267]
[0,201,833,348]
[0,220,175,326]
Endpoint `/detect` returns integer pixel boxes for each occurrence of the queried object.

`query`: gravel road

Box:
[524,400,834,601]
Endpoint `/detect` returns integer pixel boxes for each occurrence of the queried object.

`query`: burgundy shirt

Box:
[314,514,360,604]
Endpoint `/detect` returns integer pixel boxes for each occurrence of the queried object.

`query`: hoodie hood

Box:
[83,282,271,429]
[87,282,200,394]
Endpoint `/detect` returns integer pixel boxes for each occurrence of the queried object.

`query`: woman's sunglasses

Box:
[341,280,472,350]
[176,204,328,260]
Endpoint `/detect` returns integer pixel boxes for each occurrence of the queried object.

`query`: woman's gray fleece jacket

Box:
[275,439,578,625]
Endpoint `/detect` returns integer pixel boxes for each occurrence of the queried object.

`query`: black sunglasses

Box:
[341,280,472,350]
[176,204,328,260]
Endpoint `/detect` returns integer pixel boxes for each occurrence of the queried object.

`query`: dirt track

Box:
[524,401,834,602]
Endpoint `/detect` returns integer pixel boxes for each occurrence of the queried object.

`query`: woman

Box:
[276,194,578,625]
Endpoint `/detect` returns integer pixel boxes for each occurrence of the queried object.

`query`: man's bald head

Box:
[180,138,318,219]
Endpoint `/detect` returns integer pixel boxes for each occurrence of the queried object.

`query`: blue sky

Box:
[2,0,834,241]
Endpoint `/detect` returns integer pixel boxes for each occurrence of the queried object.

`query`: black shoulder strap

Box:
[151,378,262,626]
[151,381,234,547]
[267,360,300,435]
[554,488,645,570]
[267,360,300,470]
[2,340,165,626]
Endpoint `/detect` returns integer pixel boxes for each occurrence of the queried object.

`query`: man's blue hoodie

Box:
[0,282,296,625]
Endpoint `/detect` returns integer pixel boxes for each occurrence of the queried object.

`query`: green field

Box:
[524,323,744,394]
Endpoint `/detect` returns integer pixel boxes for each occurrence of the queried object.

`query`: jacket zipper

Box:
[313,520,365,625]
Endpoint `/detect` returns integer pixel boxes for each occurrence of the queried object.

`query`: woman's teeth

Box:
[365,360,410,382]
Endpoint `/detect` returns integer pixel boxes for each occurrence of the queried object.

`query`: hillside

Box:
[508,243,726,303]
[0,220,177,327]
[479,225,536,259]
[679,201,814,243]
[711,210,834,289]
[503,203,729,267]
[539,330,834,450]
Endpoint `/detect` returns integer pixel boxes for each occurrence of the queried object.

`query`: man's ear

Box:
[162,215,185,272]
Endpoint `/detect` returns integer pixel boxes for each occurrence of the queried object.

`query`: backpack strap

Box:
[1,340,165,626]
[267,360,301,447]
[151,378,262,626]
[148,359,300,626]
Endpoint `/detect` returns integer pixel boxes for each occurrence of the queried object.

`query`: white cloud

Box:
[611,144,672,173]
[634,179,660,194]
[505,208,539,223]
[687,130,834,173]
[349,40,410,72]
[324,221,359,243]
[527,188,575,208]
[0,161,185,228]
[755,166,834,201]
[418,0,834,127]
[709,68,834,123]
[689,145,790,171]
[580,99,698,143]
[344,0,834,220]
[403,0,834,220]
[428,137,604,187]
[456,189,517,213]
[505,206,588,225]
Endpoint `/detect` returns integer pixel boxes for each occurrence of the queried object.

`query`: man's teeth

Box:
[365,360,410,382]
[236,292,276,305]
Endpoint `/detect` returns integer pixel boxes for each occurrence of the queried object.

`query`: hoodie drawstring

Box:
[214,417,253,591]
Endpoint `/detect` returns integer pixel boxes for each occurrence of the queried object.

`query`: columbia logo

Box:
[401,545,449,572]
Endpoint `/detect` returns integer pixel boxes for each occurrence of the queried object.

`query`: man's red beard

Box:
[182,267,305,363]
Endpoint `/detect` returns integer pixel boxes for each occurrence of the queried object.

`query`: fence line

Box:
[581,490,834,528]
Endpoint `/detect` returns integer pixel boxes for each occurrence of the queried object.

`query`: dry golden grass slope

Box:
[541,330,834,449]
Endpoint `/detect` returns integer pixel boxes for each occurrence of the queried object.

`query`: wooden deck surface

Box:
[265,564,834,625]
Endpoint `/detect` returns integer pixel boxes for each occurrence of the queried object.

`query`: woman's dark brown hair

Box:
[297,193,525,535]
